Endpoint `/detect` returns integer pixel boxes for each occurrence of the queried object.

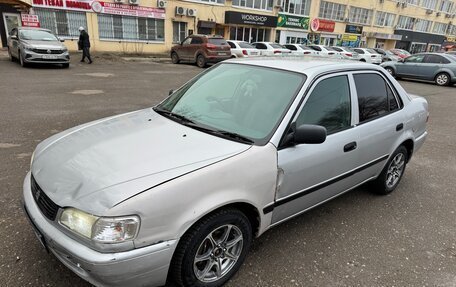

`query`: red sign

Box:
[310,18,335,32]
[91,1,165,19]
[21,14,40,27]
[32,0,93,11]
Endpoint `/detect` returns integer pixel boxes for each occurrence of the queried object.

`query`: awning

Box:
[0,0,32,7]
[198,21,216,29]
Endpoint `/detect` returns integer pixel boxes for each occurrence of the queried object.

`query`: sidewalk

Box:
[0,48,171,63]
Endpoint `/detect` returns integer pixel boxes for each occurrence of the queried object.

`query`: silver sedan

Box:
[23,58,428,287]
[381,53,456,86]
[7,27,70,68]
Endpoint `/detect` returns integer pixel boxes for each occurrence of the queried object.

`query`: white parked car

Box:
[308,45,341,58]
[284,44,321,56]
[226,40,260,58]
[353,48,383,64]
[251,42,291,56]
[24,58,428,287]
[331,46,361,60]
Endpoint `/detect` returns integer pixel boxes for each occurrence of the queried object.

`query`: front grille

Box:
[31,175,60,221]
[32,49,64,54]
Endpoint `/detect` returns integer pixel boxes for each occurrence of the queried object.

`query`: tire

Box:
[62,63,70,68]
[196,54,207,68]
[435,72,450,86]
[171,52,180,64]
[170,208,252,287]
[385,67,395,77]
[371,146,408,195]
[19,51,27,67]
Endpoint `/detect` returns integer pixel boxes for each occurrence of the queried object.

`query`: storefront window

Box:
[282,0,312,16]
[286,36,307,44]
[173,22,187,43]
[34,8,87,38]
[349,6,373,25]
[428,44,441,52]
[318,1,346,21]
[410,42,427,54]
[232,0,273,11]
[375,11,395,27]
[98,15,164,41]
[229,26,270,42]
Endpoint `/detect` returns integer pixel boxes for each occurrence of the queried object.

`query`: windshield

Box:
[19,30,58,41]
[238,42,254,48]
[156,63,306,144]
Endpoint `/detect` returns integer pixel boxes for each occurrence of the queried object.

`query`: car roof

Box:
[191,34,223,38]
[16,27,52,33]
[226,57,384,75]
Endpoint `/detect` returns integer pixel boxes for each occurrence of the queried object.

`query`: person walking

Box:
[78,27,92,64]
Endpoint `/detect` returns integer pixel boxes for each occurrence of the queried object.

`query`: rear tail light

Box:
[274,50,282,54]
[205,43,217,49]
[346,53,352,57]
[242,49,248,56]
[303,51,311,55]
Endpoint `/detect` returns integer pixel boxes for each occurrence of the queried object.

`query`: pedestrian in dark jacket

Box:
[78,27,92,64]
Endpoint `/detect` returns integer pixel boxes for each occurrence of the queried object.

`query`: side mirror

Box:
[60,38,65,42]
[169,89,174,95]
[294,124,327,145]
[11,35,17,40]
[399,58,404,63]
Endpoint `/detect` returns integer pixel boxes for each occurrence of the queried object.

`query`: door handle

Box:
[344,142,357,152]
[396,123,404,131]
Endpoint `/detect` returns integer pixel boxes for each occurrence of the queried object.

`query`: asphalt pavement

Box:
[0,54,455,287]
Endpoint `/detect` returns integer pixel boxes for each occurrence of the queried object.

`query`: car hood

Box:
[22,40,65,49]
[31,109,251,213]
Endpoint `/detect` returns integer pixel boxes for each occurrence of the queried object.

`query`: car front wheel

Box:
[385,67,395,77]
[372,146,408,195]
[19,51,27,67]
[171,52,180,64]
[170,208,252,287]
[435,73,450,86]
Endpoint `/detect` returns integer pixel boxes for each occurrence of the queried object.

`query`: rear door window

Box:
[190,37,203,44]
[424,54,450,64]
[285,45,297,50]
[354,73,392,122]
[227,41,236,48]
[404,55,425,63]
[255,43,267,49]
[354,49,364,54]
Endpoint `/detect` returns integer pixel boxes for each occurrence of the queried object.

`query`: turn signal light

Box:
[346,53,352,57]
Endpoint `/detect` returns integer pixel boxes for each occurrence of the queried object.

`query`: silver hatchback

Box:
[23,59,428,287]
[7,27,70,68]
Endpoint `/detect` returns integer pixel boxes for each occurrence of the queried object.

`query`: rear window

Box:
[299,45,311,50]
[208,38,228,45]
[309,46,322,51]
[331,47,342,52]
[270,43,284,49]
[238,42,254,48]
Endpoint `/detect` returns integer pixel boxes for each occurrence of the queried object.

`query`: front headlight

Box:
[23,45,33,51]
[60,208,140,243]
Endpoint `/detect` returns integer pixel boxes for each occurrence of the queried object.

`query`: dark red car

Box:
[170,34,231,68]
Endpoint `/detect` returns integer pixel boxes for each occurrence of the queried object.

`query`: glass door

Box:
[3,13,21,36]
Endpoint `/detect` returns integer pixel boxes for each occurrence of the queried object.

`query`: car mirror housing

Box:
[286,124,327,146]
[60,38,65,42]
[11,35,18,40]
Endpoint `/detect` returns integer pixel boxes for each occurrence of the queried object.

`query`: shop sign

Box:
[91,1,165,18]
[310,18,335,32]
[32,0,92,11]
[21,14,40,28]
[342,34,358,41]
[225,11,277,27]
[277,13,309,30]
[367,32,402,40]
[345,25,362,34]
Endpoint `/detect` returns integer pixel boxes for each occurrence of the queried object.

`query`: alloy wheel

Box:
[193,224,243,283]
[386,153,405,189]
[436,74,449,86]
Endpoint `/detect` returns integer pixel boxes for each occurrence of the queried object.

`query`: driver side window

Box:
[182,37,192,45]
[296,75,351,134]
[405,55,425,63]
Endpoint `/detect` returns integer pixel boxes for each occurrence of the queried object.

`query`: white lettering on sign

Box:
[241,14,267,22]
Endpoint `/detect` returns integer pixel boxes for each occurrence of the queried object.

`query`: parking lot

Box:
[0,55,455,287]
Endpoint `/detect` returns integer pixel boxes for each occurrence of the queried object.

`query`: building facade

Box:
[1,0,456,53]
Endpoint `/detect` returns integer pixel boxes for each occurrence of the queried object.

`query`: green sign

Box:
[277,13,309,30]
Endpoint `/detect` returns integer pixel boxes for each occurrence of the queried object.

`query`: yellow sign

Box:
[447,37,455,42]
[342,34,358,41]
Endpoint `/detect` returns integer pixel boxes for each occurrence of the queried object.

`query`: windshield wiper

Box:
[153,107,194,123]
[153,107,253,144]
[211,130,254,144]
